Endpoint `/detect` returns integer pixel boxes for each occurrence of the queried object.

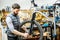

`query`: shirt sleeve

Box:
[6,17,14,32]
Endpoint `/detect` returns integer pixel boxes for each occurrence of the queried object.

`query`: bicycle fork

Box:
[29,12,36,35]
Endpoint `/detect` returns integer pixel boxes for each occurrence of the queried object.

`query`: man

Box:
[6,3,29,40]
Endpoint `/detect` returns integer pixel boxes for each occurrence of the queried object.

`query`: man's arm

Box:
[6,17,28,37]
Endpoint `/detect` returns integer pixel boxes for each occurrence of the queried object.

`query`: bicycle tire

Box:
[19,20,43,40]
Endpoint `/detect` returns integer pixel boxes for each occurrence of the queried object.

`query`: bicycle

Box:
[18,0,57,40]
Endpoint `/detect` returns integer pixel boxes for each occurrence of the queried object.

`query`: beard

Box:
[14,12,18,16]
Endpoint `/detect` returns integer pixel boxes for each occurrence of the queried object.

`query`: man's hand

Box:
[23,33,29,38]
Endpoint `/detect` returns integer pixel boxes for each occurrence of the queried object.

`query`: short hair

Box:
[12,3,20,9]
[2,9,5,13]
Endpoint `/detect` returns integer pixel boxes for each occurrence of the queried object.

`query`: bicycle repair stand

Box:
[42,5,57,40]
[52,0,60,40]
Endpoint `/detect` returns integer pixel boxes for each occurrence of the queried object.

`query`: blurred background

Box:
[0,0,60,40]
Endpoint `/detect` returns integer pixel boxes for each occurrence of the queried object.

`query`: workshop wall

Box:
[0,0,57,10]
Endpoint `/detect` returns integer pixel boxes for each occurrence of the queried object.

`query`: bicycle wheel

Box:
[19,20,43,40]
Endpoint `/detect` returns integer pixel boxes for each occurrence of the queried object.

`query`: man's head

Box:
[2,9,5,13]
[12,3,20,15]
